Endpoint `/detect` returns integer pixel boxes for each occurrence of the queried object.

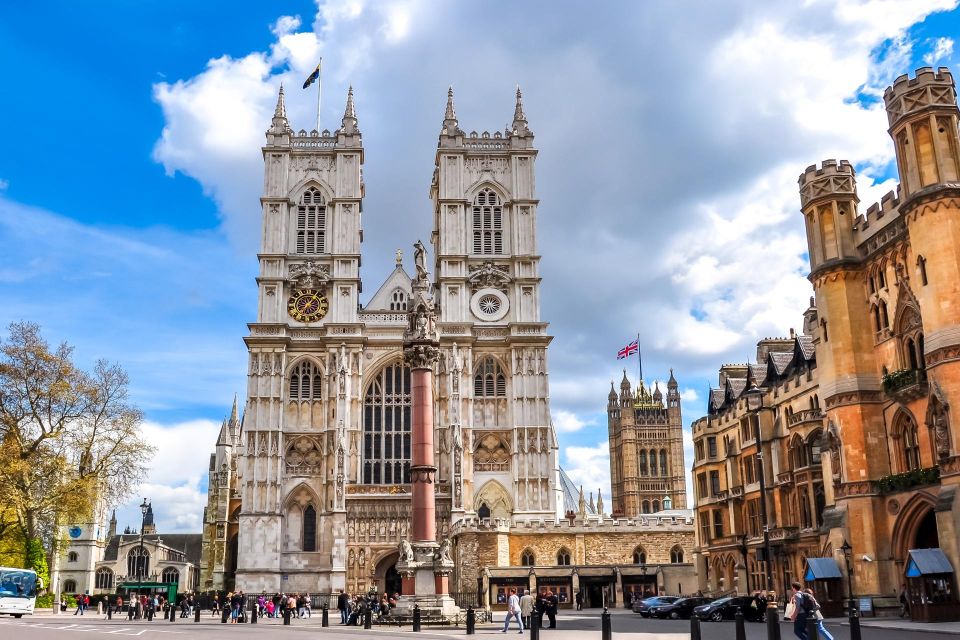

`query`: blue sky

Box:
[2,0,960,532]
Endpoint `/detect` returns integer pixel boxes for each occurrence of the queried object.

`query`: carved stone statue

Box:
[413,240,428,284]
[927,383,951,460]
[451,422,463,452]
[399,539,415,564]
[435,538,453,564]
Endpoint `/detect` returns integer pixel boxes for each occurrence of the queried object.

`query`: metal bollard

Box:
[107,605,112,620]
[169,605,175,622]
[147,607,153,621]
[530,611,540,640]
[601,607,612,640]
[735,608,746,640]
[690,615,702,640]
[322,604,329,627]
[466,606,475,635]
[283,607,291,625]
[412,604,421,632]
[807,616,819,640]
[221,606,229,623]
[849,603,862,640]
[251,602,257,624]
[364,607,372,629]
[195,605,201,622]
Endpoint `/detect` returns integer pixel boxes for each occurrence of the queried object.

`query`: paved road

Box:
[2,610,958,639]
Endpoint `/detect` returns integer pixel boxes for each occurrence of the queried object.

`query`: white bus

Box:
[0,567,40,618]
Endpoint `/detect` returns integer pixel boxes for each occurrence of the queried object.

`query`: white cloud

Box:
[680,389,699,403]
[924,36,955,65]
[113,419,220,534]
[562,442,611,512]
[554,410,592,433]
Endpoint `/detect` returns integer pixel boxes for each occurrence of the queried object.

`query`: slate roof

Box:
[797,335,815,360]
[770,352,794,375]
[103,533,203,564]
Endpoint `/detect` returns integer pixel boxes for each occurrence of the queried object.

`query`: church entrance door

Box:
[385,564,402,596]
[374,552,402,595]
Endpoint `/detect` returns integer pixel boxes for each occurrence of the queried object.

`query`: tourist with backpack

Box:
[786,581,811,640]
[803,588,833,640]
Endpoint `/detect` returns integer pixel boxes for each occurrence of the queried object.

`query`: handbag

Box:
[784,601,797,620]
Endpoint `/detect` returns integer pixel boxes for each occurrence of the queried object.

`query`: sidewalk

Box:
[834,617,960,636]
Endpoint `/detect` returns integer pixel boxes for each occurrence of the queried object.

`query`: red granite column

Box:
[410,367,436,543]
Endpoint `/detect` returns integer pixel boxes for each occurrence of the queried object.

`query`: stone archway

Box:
[892,493,939,562]
[374,551,401,596]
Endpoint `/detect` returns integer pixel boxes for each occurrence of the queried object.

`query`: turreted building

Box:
[607,371,687,517]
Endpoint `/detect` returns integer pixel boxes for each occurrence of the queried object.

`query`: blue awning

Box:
[906,549,954,577]
[804,558,842,581]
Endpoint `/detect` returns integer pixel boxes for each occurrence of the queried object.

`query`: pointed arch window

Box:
[295,187,326,254]
[639,451,648,476]
[641,500,650,514]
[633,547,647,565]
[303,504,317,552]
[162,567,180,584]
[127,547,150,579]
[649,449,658,476]
[653,499,661,512]
[556,548,571,566]
[474,357,507,397]
[670,546,684,563]
[918,255,928,286]
[68,551,78,563]
[64,579,77,594]
[521,549,535,566]
[363,363,412,484]
[660,450,668,476]
[895,411,922,472]
[289,360,323,401]
[472,188,504,255]
[95,568,114,589]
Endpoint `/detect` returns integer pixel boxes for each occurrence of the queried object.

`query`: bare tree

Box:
[0,321,154,565]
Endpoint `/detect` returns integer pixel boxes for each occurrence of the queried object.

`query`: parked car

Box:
[633,596,679,616]
[693,595,766,622]
[648,597,713,619]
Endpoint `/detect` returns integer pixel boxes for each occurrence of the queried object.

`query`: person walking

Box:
[787,581,810,640]
[803,588,833,640]
[575,590,583,611]
[519,590,534,628]
[501,588,523,633]
[900,583,911,618]
[338,590,349,624]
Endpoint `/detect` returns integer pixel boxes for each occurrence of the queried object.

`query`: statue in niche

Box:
[435,538,453,564]
[927,383,952,460]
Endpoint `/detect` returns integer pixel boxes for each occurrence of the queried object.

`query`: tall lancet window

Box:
[363,363,412,484]
[296,187,326,254]
[472,188,504,255]
[473,356,507,427]
[289,359,323,401]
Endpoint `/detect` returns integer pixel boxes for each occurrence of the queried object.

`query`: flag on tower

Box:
[302,61,321,89]
[617,339,639,360]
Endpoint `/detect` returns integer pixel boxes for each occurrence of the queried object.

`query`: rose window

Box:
[478,295,501,315]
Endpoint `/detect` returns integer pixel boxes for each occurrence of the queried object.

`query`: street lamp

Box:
[840,540,862,640]
[743,384,780,640]
[138,499,150,583]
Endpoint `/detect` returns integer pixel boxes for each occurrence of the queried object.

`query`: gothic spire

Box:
[577,485,586,516]
[513,85,526,124]
[229,394,239,426]
[445,86,457,122]
[596,491,604,515]
[274,83,287,119]
[340,85,358,135]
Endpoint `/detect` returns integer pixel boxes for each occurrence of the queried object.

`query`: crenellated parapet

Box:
[798,159,857,209]
[884,66,957,128]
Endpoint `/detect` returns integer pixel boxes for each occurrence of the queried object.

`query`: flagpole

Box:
[316,59,322,132]
[637,332,642,387]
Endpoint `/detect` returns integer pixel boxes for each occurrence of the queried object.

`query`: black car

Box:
[632,596,679,616]
[693,596,766,622]
[648,597,712,620]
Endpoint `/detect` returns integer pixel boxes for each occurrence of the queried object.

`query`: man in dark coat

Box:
[337,590,349,624]
[545,590,559,629]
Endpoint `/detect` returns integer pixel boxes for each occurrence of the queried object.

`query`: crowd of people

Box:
[502,588,561,633]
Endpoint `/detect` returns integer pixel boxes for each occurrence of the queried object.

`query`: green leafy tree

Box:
[0,321,154,567]
[25,537,49,586]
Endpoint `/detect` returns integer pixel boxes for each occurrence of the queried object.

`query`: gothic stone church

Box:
[200,82,695,606]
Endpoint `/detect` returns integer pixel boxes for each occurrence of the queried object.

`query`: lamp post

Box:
[138,499,150,583]
[840,540,862,640]
[744,385,779,640]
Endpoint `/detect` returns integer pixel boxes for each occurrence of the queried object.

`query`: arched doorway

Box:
[374,552,401,595]
[914,509,940,550]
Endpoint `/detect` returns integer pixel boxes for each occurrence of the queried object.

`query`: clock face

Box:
[68,526,82,539]
[287,288,329,323]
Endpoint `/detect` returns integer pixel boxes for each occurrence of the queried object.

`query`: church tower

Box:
[430,87,561,520]
[234,85,364,593]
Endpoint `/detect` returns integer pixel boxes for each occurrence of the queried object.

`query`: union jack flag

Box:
[617,339,639,360]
